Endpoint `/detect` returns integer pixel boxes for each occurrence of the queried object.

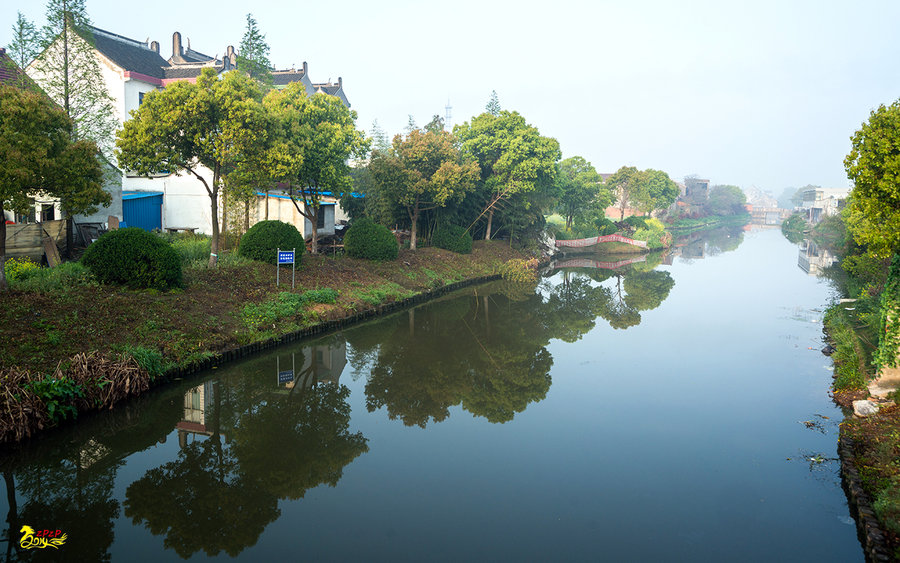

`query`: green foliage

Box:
[876,255,900,370]
[122,345,172,381]
[555,156,608,230]
[81,228,183,290]
[11,261,94,293]
[6,12,40,88]
[168,234,211,264]
[499,258,539,283]
[844,99,900,256]
[781,213,807,244]
[241,289,339,329]
[873,477,900,535]
[344,218,399,261]
[623,215,649,230]
[431,224,473,254]
[238,220,305,264]
[4,256,40,283]
[347,283,413,306]
[24,375,84,424]
[236,13,273,87]
[824,305,871,390]
[595,217,618,236]
[707,184,747,216]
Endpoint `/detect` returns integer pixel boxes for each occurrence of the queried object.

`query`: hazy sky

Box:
[3,0,899,192]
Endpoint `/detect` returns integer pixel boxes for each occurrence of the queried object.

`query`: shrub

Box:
[81,228,182,290]
[239,220,306,265]
[623,215,649,229]
[595,217,618,236]
[499,258,539,283]
[4,256,41,283]
[432,224,473,254]
[345,218,399,261]
[169,235,211,264]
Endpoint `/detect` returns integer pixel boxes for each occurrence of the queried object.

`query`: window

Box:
[139,92,145,105]
[317,209,325,229]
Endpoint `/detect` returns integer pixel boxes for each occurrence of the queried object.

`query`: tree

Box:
[555,156,609,230]
[262,83,367,253]
[116,68,267,267]
[485,90,501,116]
[33,0,117,156]
[632,168,679,215]
[707,184,747,216]
[455,110,560,240]
[0,84,107,289]
[6,12,40,89]
[844,99,900,257]
[606,165,639,220]
[236,13,272,88]
[369,129,478,249]
[424,114,444,133]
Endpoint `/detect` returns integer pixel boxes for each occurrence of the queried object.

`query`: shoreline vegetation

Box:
[0,240,525,444]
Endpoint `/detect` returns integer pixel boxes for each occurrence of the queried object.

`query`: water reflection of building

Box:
[750,206,791,225]
[177,380,216,446]
[277,338,347,390]
[798,240,837,275]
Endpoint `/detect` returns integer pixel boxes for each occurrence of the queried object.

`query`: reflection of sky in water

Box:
[1,229,860,562]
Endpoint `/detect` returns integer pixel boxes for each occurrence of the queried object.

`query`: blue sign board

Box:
[278,370,294,384]
[278,251,295,264]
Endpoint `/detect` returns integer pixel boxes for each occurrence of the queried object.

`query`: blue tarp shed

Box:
[122,191,163,231]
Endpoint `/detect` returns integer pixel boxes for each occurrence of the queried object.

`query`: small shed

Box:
[122,191,163,231]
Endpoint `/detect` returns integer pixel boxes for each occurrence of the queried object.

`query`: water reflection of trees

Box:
[357,290,553,427]
[673,225,745,260]
[124,377,367,558]
[1,338,367,561]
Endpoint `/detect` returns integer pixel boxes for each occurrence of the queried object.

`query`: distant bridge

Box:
[555,234,648,249]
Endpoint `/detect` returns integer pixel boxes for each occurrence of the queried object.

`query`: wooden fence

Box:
[5,220,66,260]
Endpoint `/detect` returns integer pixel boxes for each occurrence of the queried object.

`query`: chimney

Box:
[302,61,308,76]
[172,32,183,57]
[338,76,342,89]
[150,40,159,54]
[226,45,235,69]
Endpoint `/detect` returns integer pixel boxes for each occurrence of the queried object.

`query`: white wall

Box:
[124,171,214,233]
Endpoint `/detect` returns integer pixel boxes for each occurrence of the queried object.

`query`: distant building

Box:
[798,187,848,224]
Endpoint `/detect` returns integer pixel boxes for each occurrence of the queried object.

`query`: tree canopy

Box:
[555,156,609,230]
[844,99,900,257]
[236,13,272,88]
[261,83,367,253]
[116,68,266,266]
[707,184,747,216]
[0,84,107,289]
[369,128,478,249]
[454,110,560,239]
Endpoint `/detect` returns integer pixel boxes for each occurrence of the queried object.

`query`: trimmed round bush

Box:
[82,228,182,290]
[431,224,473,254]
[594,217,618,236]
[344,218,398,261]
[239,220,306,264]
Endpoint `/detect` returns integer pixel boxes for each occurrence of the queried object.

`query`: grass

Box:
[824,300,877,391]
[346,282,414,306]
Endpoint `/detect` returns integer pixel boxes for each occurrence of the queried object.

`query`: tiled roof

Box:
[89,26,168,79]
[163,64,222,79]
[0,50,31,87]
[273,70,306,86]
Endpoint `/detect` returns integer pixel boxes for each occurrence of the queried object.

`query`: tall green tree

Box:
[0,84,107,289]
[33,0,117,156]
[6,12,41,89]
[555,156,609,230]
[455,110,560,240]
[369,129,478,249]
[844,100,900,257]
[262,83,367,253]
[632,168,679,215]
[606,165,639,220]
[707,184,747,216]
[116,68,266,267]
[236,13,272,88]
[485,90,501,116]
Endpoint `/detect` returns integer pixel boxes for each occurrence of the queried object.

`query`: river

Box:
[0,226,863,561]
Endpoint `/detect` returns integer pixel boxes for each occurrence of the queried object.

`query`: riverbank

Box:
[0,241,525,443]
[824,297,900,558]
[667,213,751,232]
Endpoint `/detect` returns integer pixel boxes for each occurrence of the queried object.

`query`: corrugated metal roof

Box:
[122,191,164,200]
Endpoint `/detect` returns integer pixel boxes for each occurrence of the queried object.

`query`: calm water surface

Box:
[0,227,862,561]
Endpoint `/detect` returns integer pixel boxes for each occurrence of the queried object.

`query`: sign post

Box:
[276,248,296,289]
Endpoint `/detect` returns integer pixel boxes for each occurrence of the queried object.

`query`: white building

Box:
[798,187,849,224]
